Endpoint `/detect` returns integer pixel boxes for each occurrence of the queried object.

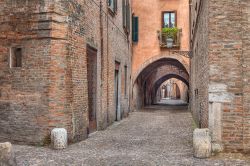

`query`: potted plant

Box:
[162,27,178,48]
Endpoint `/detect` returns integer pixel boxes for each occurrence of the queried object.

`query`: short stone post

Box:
[51,128,68,150]
[0,142,16,166]
[193,128,212,158]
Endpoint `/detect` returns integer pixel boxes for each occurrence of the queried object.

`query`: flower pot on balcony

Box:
[161,27,179,48]
[166,38,174,48]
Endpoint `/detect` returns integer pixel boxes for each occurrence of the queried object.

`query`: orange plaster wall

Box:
[132,0,190,76]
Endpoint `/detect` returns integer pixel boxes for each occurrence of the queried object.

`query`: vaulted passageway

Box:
[132,57,189,109]
[155,77,189,105]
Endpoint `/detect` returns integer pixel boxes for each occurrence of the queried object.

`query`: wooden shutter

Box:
[114,0,117,12]
[132,16,139,42]
[122,0,126,27]
[126,2,130,33]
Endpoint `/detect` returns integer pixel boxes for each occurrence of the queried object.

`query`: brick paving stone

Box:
[14,105,250,166]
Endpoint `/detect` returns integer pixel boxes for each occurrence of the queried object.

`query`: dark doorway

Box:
[87,45,97,133]
[115,62,120,121]
[164,86,168,98]
[176,84,181,99]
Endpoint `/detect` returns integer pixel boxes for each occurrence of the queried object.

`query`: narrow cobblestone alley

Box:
[2,1,250,165]
[14,103,250,166]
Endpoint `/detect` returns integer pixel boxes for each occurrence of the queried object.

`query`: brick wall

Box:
[241,0,250,152]
[190,0,209,128]
[191,0,250,152]
[0,0,57,145]
[0,0,132,145]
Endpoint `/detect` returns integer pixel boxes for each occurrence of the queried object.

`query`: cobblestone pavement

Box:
[14,105,250,166]
[157,99,188,105]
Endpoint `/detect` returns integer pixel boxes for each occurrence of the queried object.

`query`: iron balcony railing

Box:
[158,28,182,48]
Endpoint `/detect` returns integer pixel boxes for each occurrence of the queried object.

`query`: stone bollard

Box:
[51,128,68,150]
[193,128,212,158]
[212,143,223,154]
[0,142,16,166]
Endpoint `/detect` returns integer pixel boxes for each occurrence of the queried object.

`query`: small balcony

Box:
[158,28,182,49]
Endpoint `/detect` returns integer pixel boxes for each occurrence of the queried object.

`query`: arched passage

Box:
[133,54,190,83]
[151,74,189,104]
[132,56,190,110]
[154,76,189,105]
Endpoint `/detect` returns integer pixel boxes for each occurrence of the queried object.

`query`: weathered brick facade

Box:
[190,0,250,152]
[190,0,209,129]
[0,0,131,145]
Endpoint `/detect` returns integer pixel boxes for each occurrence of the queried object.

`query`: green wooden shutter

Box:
[132,16,139,42]
[126,3,130,33]
[122,0,126,27]
[114,0,117,12]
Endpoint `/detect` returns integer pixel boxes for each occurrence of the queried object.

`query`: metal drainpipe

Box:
[100,0,104,128]
[106,2,110,124]
[100,1,104,79]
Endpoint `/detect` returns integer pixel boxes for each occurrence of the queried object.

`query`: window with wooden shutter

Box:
[132,16,139,42]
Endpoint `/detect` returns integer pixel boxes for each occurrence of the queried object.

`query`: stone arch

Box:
[133,54,189,83]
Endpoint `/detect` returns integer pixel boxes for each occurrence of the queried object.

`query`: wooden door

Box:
[115,62,120,121]
[87,45,97,133]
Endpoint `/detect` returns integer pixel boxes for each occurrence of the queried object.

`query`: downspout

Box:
[106,3,110,124]
[100,0,104,128]
[189,0,192,108]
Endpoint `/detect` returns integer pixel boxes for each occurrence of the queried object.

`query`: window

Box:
[162,11,176,28]
[10,47,22,68]
[132,16,139,42]
[108,0,117,13]
[124,66,127,96]
[122,0,130,33]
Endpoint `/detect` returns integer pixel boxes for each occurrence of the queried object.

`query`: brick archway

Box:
[151,74,189,104]
[132,55,189,109]
[153,74,189,94]
[146,65,189,90]
[133,54,189,84]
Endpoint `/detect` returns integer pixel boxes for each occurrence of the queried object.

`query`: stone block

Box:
[193,128,212,158]
[0,142,16,166]
[212,143,223,154]
[51,128,68,150]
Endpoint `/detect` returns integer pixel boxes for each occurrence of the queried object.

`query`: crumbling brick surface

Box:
[190,0,250,152]
[190,0,209,129]
[0,0,132,145]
